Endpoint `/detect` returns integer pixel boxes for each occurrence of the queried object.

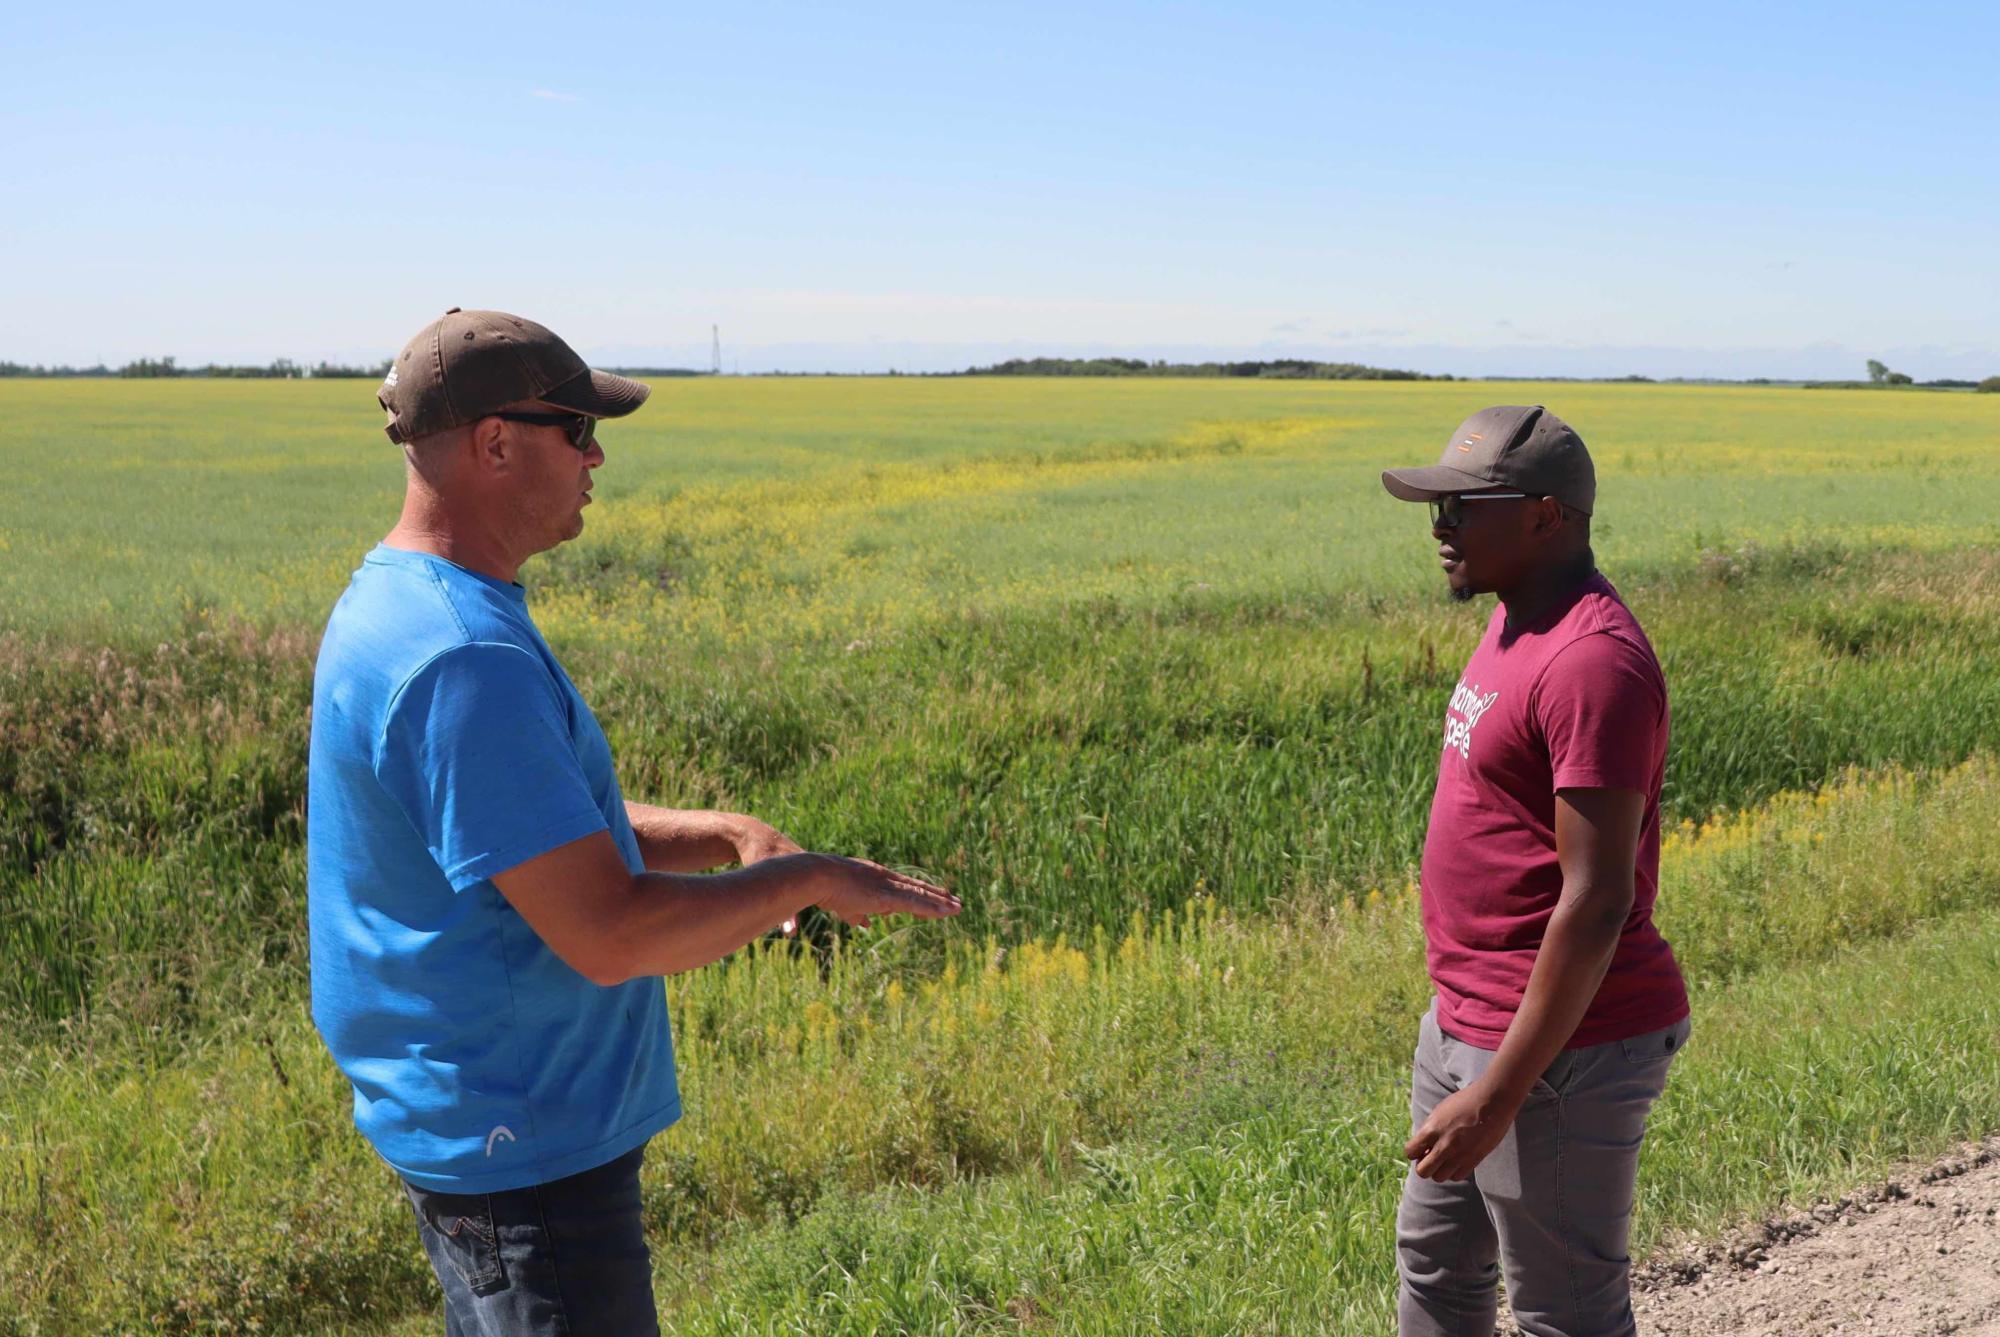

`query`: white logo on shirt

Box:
[485,1125,516,1157]
[1444,680,1500,760]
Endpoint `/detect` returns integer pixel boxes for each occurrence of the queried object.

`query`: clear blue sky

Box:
[5,1,1995,377]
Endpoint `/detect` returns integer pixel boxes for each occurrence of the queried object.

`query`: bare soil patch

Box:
[1631,1140,2000,1335]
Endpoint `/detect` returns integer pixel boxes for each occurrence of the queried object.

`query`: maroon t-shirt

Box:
[1420,572,1689,1049]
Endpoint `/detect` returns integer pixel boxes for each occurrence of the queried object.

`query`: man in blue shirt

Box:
[308,308,960,1334]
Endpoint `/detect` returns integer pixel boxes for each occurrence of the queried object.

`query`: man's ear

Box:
[1531,495,1567,538]
[468,416,513,474]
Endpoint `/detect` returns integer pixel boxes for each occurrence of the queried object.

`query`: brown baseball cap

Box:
[377,308,651,444]
[1381,405,1595,515]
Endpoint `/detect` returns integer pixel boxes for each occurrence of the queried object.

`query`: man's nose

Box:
[583,437,605,468]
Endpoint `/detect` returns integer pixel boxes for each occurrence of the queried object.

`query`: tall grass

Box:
[652,905,2000,1336]
[4,753,1997,1331]
[5,547,1997,1022]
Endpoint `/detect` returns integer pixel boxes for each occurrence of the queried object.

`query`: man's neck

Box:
[384,494,520,585]
[1498,551,1598,630]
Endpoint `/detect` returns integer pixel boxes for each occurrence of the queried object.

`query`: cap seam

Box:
[1498,406,1545,464]
[503,335,551,403]
[540,370,598,413]
[432,319,458,431]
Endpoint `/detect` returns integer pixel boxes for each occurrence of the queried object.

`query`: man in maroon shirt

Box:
[1381,406,1691,1337]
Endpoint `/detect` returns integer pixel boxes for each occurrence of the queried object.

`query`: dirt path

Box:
[1630,1140,2000,1335]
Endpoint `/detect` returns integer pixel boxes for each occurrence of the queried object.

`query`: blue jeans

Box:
[1396,1004,1690,1337]
[402,1144,659,1336]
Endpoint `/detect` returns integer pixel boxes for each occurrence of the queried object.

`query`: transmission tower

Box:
[711,325,721,376]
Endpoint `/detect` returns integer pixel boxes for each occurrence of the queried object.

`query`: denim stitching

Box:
[425,1196,502,1289]
[532,1182,574,1337]
[439,1210,495,1247]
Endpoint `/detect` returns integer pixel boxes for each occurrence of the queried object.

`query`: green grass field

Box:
[1,377,1997,1332]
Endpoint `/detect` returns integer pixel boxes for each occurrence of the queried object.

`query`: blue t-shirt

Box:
[307,544,680,1192]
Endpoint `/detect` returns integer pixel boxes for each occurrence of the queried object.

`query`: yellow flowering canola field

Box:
[2,376,1994,645]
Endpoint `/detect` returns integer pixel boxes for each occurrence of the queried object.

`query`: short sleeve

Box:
[373,642,610,891]
[1535,633,1665,795]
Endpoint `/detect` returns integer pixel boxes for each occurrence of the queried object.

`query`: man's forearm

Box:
[603,854,828,980]
[624,801,748,872]
[1480,887,1629,1103]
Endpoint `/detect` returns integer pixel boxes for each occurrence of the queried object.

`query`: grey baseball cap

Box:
[378,308,650,445]
[1381,405,1595,515]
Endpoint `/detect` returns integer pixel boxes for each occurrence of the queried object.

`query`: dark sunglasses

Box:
[1428,491,1532,529]
[495,411,597,450]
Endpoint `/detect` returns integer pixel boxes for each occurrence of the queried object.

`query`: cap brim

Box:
[543,369,651,419]
[1380,464,1501,502]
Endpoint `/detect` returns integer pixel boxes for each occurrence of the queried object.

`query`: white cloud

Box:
[530,89,580,102]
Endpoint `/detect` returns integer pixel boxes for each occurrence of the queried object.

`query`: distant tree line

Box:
[960,357,1450,380]
[1803,359,1997,391]
[0,357,392,379]
[0,361,115,377]
[4,354,1993,389]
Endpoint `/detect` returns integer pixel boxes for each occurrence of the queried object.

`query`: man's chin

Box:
[1449,583,1477,604]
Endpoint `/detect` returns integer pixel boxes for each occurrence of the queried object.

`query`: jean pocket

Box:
[1529,1047,1582,1100]
[409,1189,506,1296]
[1618,1015,1691,1065]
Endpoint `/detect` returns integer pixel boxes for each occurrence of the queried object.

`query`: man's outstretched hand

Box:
[809,854,961,930]
[493,831,959,981]
[719,825,957,937]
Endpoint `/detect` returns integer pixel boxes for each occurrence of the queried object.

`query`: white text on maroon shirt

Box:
[1444,680,1501,760]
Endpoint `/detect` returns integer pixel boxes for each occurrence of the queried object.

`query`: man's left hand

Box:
[732,818,804,868]
[1404,1079,1522,1182]
[731,819,806,935]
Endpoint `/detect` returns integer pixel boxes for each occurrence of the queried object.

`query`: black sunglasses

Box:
[495,411,597,450]
[1428,491,1533,529]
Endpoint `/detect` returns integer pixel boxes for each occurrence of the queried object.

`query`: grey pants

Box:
[1396,1004,1688,1337]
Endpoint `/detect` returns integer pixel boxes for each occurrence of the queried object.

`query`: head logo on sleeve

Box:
[1444,680,1500,760]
